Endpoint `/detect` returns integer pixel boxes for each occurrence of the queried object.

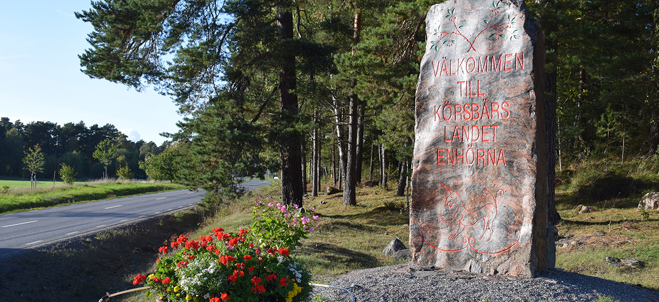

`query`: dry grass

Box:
[555,206,659,290]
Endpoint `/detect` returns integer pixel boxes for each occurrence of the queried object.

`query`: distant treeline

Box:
[0,117,168,180]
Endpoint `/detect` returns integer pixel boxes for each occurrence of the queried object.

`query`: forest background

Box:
[3,0,658,221]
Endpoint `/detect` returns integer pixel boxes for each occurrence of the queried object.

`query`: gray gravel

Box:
[311,264,659,302]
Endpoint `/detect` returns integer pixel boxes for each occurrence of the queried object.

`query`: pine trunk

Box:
[277,7,303,207]
[355,104,365,183]
[334,101,346,191]
[301,138,307,194]
[312,110,319,197]
[343,81,358,206]
[379,144,387,188]
[396,160,407,196]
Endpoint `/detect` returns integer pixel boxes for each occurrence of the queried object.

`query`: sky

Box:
[0,1,181,145]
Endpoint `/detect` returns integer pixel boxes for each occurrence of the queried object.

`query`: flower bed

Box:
[133,198,319,302]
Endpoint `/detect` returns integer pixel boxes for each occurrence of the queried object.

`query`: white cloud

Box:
[122,129,141,142]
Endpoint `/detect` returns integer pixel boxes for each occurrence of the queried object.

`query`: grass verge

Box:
[141,182,411,280]
[0,179,184,214]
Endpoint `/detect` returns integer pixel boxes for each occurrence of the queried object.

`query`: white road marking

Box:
[104,205,122,209]
[96,225,106,228]
[2,220,37,228]
[154,212,161,214]
[25,240,43,246]
[66,231,79,236]
[120,219,129,223]
[167,209,172,211]
[156,197,167,200]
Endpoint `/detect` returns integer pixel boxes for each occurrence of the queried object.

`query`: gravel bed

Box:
[311,265,659,302]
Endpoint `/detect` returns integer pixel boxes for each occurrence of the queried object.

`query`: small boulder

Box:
[578,205,592,214]
[383,238,407,257]
[393,249,411,261]
[638,192,659,211]
[326,186,341,195]
[606,257,643,269]
[363,181,379,187]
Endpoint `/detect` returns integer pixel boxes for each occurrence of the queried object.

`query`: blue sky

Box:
[0,1,181,145]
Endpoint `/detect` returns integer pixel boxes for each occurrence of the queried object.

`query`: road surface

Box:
[0,180,270,258]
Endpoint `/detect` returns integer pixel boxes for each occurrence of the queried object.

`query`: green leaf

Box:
[459,25,463,29]
[489,34,496,38]
[500,34,505,38]
[484,20,488,24]
[443,40,448,44]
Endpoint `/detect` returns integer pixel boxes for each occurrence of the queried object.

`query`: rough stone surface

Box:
[383,238,407,256]
[606,257,643,269]
[326,186,340,195]
[638,192,659,211]
[393,249,412,261]
[578,205,593,214]
[411,0,549,277]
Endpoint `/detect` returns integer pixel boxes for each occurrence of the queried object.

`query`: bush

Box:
[116,165,134,180]
[134,199,319,302]
[59,163,77,185]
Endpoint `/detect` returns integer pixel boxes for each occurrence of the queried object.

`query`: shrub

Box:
[116,165,134,180]
[134,199,319,302]
[59,163,77,185]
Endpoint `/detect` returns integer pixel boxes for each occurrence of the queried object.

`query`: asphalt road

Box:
[0,180,271,258]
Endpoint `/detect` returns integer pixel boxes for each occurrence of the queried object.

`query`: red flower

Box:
[158,246,168,254]
[220,293,229,301]
[228,274,238,282]
[212,227,225,233]
[209,298,220,302]
[238,228,248,236]
[267,248,276,255]
[251,276,262,285]
[249,243,254,248]
[280,277,289,287]
[248,266,254,272]
[278,248,289,256]
[243,255,252,261]
[228,238,239,247]
[188,254,195,260]
[132,274,146,285]
[223,233,231,240]
[177,260,188,268]
[236,262,245,269]
[162,277,171,284]
[185,240,199,250]
[251,284,266,293]
[266,274,278,282]
[153,277,161,283]
[219,255,235,265]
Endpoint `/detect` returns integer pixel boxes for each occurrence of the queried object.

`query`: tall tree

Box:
[76,0,332,206]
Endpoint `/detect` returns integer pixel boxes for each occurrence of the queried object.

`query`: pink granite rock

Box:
[410,0,550,277]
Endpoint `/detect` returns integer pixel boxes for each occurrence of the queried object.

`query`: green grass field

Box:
[0,179,65,189]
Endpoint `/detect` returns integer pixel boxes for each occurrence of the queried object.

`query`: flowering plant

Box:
[133,199,319,302]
